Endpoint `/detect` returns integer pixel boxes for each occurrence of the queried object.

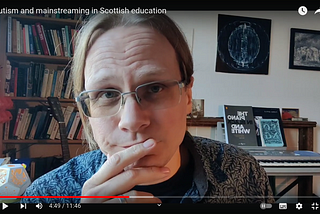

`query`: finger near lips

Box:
[89,139,157,186]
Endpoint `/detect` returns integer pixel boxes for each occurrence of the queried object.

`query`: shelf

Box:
[186,117,317,128]
[6,53,71,64]
[10,97,75,103]
[3,139,84,144]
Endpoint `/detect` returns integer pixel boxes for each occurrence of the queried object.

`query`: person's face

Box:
[84,25,193,168]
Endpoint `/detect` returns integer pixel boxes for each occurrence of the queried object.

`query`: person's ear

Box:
[186,76,194,115]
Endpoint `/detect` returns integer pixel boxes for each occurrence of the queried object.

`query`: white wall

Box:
[167,11,320,196]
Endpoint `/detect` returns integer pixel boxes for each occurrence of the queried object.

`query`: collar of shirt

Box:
[180,131,208,203]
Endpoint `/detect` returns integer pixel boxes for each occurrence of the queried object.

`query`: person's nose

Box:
[118,94,150,133]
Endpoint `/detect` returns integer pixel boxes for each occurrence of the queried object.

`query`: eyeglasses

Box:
[75,80,185,118]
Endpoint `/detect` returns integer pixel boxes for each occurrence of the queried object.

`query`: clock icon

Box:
[298,6,308,16]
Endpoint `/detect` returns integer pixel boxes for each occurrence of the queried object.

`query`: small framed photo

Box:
[289,28,320,71]
[190,99,204,118]
[282,108,299,120]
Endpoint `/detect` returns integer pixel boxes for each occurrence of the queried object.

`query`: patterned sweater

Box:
[21,132,275,204]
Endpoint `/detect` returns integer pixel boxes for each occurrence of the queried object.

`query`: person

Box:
[21,12,275,204]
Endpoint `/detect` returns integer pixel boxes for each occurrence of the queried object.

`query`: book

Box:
[65,111,76,137]
[35,23,49,55]
[12,18,17,53]
[28,25,35,55]
[28,108,43,140]
[259,118,284,147]
[25,106,41,139]
[17,108,29,139]
[7,16,12,53]
[20,112,32,140]
[291,117,308,121]
[23,24,30,54]
[14,108,24,139]
[40,68,50,98]
[252,107,287,147]
[67,111,81,140]
[222,105,258,147]
[34,107,50,139]
[26,63,33,97]
[50,70,58,97]
[45,69,54,98]
[64,70,73,99]
[31,24,42,55]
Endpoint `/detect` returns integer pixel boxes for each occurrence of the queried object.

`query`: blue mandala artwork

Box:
[216,14,271,74]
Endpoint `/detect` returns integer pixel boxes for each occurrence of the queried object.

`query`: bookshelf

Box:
[0,14,86,158]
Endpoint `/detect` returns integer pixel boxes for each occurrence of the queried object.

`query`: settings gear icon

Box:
[296,202,303,210]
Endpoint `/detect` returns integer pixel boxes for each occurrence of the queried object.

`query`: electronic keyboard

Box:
[248,150,320,176]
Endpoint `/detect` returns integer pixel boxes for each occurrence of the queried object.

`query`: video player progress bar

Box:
[129,196,154,198]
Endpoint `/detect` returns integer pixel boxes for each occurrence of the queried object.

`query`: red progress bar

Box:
[0,196,130,198]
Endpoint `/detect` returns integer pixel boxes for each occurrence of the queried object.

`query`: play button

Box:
[2,203,8,210]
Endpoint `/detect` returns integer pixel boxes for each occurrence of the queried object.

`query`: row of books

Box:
[7,16,78,57]
[2,105,84,141]
[4,61,73,99]
[221,105,287,147]
[22,13,87,21]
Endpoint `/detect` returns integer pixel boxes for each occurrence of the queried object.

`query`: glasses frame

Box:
[75,80,186,118]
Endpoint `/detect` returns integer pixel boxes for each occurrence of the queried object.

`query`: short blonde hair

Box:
[71,13,194,150]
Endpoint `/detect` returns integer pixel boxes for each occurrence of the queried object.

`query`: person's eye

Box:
[148,84,165,93]
[101,91,119,99]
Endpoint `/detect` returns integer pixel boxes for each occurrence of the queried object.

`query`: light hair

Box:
[71,13,194,151]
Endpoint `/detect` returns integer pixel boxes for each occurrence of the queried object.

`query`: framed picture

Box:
[281,108,299,120]
[215,14,271,75]
[289,28,320,71]
[189,99,204,118]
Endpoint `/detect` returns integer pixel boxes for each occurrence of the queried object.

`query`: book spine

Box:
[28,25,35,54]
[35,23,49,55]
[12,18,17,53]
[53,70,62,97]
[20,112,32,140]
[31,25,42,55]
[41,25,51,56]
[12,108,22,139]
[54,69,65,98]
[4,60,11,96]
[28,110,42,140]
[45,69,54,98]
[67,111,80,140]
[32,63,39,97]
[50,70,58,97]
[64,71,73,99]
[3,121,10,140]
[16,20,21,53]
[40,68,49,98]
[65,111,76,138]
[61,27,68,57]
[7,16,12,53]
[14,108,25,139]
[24,24,30,54]
[26,65,33,97]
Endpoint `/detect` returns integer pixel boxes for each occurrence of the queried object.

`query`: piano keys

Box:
[248,149,320,176]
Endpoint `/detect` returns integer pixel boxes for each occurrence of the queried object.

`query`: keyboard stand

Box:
[267,173,317,203]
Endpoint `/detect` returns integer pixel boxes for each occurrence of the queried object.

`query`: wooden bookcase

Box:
[0,14,85,158]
